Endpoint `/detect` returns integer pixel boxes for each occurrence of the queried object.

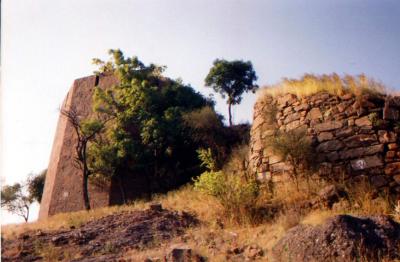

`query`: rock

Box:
[307,108,322,120]
[384,162,400,175]
[343,134,377,148]
[383,105,399,120]
[284,112,301,124]
[355,116,372,126]
[314,121,343,132]
[351,155,383,170]
[244,245,264,259]
[51,235,68,246]
[165,245,204,262]
[378,130,397,143]
[272,215,400,262]
[318,185,347,208]
[149,203,163,212]
[317,132,334,142]
[370,175,388,188]
[316,140,345,152]
[339,144,384,160]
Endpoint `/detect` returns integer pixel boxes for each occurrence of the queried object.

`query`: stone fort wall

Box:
[40,74,160,219]
[250,91,400,193]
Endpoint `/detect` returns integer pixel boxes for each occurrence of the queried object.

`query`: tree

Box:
[91,49,211,196]
[205,59,258,126]
[27,169,46,203]
[61,106,107,210]
[1,183,32,222]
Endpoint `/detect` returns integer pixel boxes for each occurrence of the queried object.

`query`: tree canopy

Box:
[90,49,213,197]
[205,59,258,126]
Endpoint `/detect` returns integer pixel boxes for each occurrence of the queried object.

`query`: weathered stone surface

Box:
[317,140,345,152]
[351,155,383,170]
[370,176,388,188]
[286,120,301,130]
[384,162,400,175]
[335,127,354,138]
[314,120,343,132]
[355,116,372,126]
[340,144,384,160]
[383,105,399,120]
[378,130,397,143]
[317,132,334,142]
[284,112,301,124]
[344,134,377,148]
[307,108,322,120]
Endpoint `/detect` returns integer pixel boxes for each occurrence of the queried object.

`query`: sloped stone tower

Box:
[39,74,118,220]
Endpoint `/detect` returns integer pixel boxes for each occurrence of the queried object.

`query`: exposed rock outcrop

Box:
[272,214,400,262]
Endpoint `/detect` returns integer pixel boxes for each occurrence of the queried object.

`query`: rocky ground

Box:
[273,214,400,262]
[1,204,199,262]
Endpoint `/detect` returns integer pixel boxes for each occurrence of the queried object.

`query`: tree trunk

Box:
[82,171,91,210]
[117,175,127,204]
[228,102,233,126]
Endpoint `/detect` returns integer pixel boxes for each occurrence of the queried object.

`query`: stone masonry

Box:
[250,91,400,193]
[39,74,118,220]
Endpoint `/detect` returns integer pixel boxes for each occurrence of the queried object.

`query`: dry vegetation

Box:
[257,73,387,99]
[3,174,399,261]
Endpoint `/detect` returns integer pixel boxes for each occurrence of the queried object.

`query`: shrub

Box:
[266,128,316,190]
[193,145,262,224]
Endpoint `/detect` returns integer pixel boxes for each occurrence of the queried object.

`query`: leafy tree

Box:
[27,169,46,203]
[205,59,258,126]
[1,183,32,222]
[61,106,108,210]
[90,49,211,198]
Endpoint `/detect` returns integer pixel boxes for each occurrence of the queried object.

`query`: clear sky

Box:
[1,0,400,224]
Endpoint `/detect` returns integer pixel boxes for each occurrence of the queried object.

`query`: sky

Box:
[1,0,400,224]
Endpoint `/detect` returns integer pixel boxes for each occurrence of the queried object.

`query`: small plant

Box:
[193,146,262,224]
[266,128,316,190]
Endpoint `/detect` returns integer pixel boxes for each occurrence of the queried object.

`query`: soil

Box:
[1,206,198,262]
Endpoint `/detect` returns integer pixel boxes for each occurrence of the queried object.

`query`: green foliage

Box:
[27,169,46,203]
[205,59,258,125]
[197,148,218,172]
[193,170,225,197]
[267,128,316,189]
[91,49,211,195]
[194,145,260,224]
[1,183,32,222]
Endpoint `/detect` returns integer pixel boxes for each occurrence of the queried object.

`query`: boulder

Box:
[165,245,204,262]
[272,215,400,262]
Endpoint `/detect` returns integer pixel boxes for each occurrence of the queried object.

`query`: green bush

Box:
[193,146,261,224]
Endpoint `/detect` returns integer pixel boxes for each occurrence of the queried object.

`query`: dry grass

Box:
[257,73,386,100]
[2,175,399,261]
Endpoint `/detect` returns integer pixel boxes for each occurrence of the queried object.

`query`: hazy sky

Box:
[2,0,400,224]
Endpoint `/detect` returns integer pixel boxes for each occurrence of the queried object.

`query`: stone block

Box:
[307,107,322,120]
[388,143,398,150]
[286,120,301,130]
[383,106,399,120]
[355,116,372,126]
[370,176,388,188]
[294,103,309,111]
[339,144,384,160]
[317,140,345,152]
[343,134,377,148]
[378,130,397,143]
[386,151,396,159]
[314,120,344,132]
[351,155,383,170]
[335,127,354,138]
[283,112,301,124]
[317,132,334,142]
[277,94,297,107]
[384,162,400,175]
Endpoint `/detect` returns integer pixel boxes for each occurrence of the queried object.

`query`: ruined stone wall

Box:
[250,91,400,193]
[39,74,119,220]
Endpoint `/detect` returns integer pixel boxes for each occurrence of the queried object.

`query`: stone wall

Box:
[39,74,117,220]
[250,91,400,193]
